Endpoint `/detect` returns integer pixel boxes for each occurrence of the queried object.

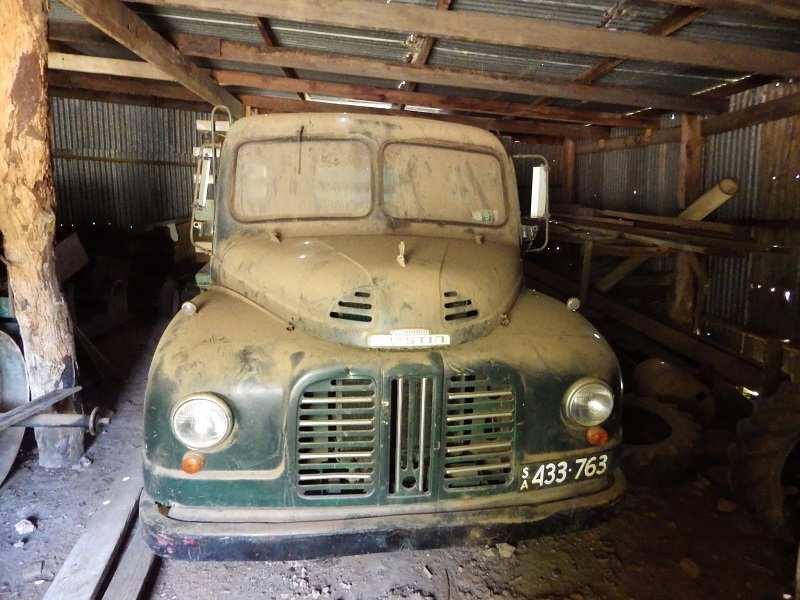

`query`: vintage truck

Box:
[140,113,623,560]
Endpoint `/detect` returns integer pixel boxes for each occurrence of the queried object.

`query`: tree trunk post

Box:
[0,0,84,467]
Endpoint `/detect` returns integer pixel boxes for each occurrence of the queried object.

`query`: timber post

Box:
[0,0,84,467]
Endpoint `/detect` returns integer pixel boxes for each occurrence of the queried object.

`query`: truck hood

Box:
[213,235,522,348]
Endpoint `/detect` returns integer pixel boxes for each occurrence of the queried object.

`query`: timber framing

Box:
[46,48,657,128]
[170,34,726,113]
[577,91,800,154]
[534,6,707,107]
[129,0,800,77]
[58,0,243,117]
[46,68,608,138]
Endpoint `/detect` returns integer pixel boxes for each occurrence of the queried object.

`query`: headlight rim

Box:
[562,377,614,428]
[170,392,234,451]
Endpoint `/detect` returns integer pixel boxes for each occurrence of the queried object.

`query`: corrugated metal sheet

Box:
[50,0,800,105]
[50,97,202,228]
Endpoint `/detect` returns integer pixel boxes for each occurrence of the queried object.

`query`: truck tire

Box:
[730,384,800,538]
[622,396,701,485]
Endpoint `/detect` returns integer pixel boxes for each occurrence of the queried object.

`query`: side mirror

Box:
[530,163,549,219]
[514,154,550,253]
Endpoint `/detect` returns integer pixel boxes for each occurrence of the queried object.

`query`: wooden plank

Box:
[49,76,210,111]
[648,0,800,22]
[595,209,740,236]
[703,91,800,135]
[524,262,764,387]
[49,52,168,81]
[133,0,800,77]
[58,0,243,117]
[173,34,726,113]
[43,470,143,600]
[562,139,576,204]
[594,179,739,292]
[677,113,703,210]
[576,128,681,154]
[101,521,157,600]
[400,0,451,99]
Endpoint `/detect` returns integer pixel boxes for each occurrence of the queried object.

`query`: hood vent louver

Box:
[330,290,373,323]
[443,291,479,321]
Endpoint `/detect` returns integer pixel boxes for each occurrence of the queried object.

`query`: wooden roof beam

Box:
[254,17,304,100]
[647,0,800,22]
[536,6,707,107]
[45,67,608,138]
[171,33,727,113]
[59,0,243,117]
[129,0,800,77]
[47,50,657,127]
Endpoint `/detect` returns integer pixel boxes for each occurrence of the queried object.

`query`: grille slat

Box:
[443,374,515,491]
[389,375,435,497]
[296,377,376,498]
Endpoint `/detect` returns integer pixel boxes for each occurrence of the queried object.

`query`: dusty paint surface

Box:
[0,323,792,599]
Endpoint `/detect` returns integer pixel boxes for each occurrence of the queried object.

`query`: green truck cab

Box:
[140,114,624,560]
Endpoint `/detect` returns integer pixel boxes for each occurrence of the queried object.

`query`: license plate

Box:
[518,453,609,491]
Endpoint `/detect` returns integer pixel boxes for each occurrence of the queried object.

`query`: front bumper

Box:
[140,468,625,561]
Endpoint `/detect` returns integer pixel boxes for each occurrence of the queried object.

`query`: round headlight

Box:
[563,379,614,427]
[171,394,233,450]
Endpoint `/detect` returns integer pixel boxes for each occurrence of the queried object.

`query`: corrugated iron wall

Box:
[50,97,204,229]
[574,82,800,357]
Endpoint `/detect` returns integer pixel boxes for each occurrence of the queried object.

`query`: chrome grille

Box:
[296,377,376,497]
[443,374,515,491]
[388,375,435,496]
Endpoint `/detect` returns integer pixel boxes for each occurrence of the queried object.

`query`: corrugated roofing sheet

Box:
[50,0,800,109]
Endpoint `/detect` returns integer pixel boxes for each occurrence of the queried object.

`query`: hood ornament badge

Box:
[369,329,451,349]
[396,240,407,268]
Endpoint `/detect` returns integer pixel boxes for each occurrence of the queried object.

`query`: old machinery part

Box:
[621,395,700,486]
[0,386,82,434]
[731,383,800,539]
[563,378,614,427]
[0,330,28,486]
[171,393,233,451]
[11,407,109,435]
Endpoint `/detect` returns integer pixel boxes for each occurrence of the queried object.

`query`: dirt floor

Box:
[0,320,796,600]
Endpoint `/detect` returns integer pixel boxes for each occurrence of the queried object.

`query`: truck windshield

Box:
[383,143,506,225]
[233,139,372,221]
[231,138,506,225]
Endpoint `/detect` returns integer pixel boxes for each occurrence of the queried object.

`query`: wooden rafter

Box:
[58,0,243,117]
[396,0,451,108]
[48,22,726,113]
[254,17,304,100]
[129,0,800,77]
[47,68,609,139]
[171,34,726,113]
[576,90,800,153]
[535,6,707,107]
[647,0,800,22]
[47,50,655,127]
